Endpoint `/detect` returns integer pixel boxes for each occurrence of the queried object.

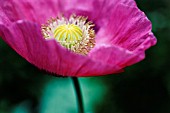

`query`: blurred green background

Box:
[0,0,170,113]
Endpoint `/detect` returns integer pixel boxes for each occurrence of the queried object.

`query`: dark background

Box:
[0,0,170,113]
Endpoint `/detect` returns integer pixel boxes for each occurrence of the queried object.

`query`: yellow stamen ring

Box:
[41,14,95,55]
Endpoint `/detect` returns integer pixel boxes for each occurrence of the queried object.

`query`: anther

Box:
[41,14,95,55]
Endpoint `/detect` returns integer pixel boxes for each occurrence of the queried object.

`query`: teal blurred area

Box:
[0,0,170,113]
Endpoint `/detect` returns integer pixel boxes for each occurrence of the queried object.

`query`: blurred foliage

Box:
[0,0,170,113]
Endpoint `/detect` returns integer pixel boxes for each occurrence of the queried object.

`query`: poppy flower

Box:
[0,0,156,77]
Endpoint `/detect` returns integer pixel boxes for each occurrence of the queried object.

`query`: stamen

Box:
[41,14,95,55]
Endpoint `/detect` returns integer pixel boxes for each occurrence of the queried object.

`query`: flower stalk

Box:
[72,77,84,113]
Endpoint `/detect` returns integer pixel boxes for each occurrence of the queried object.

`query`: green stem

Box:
[72,77,84,113]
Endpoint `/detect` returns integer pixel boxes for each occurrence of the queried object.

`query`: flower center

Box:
[54,24,83,48]
[41,14,95,55]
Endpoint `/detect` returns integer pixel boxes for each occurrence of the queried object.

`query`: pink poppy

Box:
[0,0,156,77]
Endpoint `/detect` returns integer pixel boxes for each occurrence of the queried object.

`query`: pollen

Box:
[41,14,95,55]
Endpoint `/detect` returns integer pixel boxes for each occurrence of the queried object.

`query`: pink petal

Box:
[0,0,61,24]
[89,44,143,69]
[91,3,156,68]
[0,0,105,24]
[96,3,157,52]
[0,0,136,26]
[59,0,137,27]
[0,20,121,77]
[0,7,11,27]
